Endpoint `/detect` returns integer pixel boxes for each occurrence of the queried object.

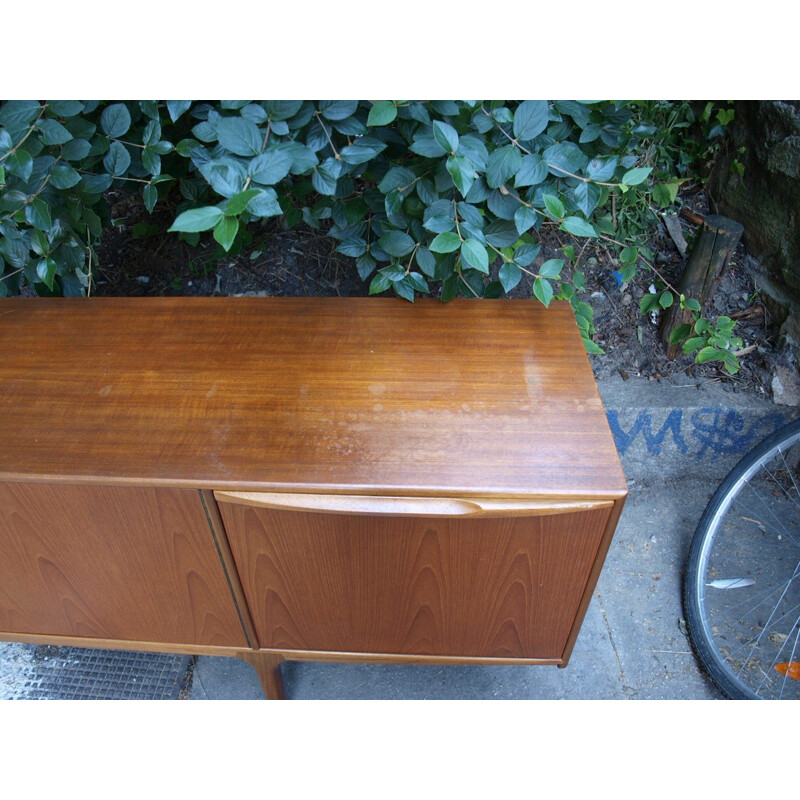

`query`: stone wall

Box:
[708,101,800,342]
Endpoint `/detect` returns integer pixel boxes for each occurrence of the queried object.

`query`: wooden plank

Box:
[0,483,249,647]
[218,501,612,659]
[0,297,626,500]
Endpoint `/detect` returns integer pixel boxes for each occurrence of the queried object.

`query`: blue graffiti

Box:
[606,409,687,456]
[606,408,787,459]
[691,408,786,457]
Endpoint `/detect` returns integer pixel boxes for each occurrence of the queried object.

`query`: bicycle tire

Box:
[684,416,800,699]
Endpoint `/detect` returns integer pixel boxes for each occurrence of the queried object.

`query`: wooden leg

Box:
[238,652,286,700]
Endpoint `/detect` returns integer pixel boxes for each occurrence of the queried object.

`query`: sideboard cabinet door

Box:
[0,483,248,648]
[216,496,613,660]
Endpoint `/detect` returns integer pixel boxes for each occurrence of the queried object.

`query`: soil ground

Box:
[92,186,783,401]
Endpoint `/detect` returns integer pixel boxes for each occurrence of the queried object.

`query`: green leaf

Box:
[621,166,652,186]
[36,257,58,290]
[574,182,602,217]
[683,336,707,355]
[499,261,522,292]
[432,120,459,154]
[441,273,459,301]
[406,271,430,293]
[416,247,436,277]
[311,165,337,195]
[544,142,589,177]
[542,193,565,220]
[142,120,161,147]
[384,189,404,221]
[339,137,387,164]
[423,200,456,233]
[367,101,397,127]
[103,140,131,176]
[486,145,522,188]
[246,187,282,218]
[369,272,392,294]
[143,183,158,213]
[410,131,447,158]
[539,258,564,279]
[461,239,489,273]
[168,206,224,232]
[429,232,462,253]
[393,277,416,303]
[456,135,488,171]
[695,346,723,364]
[653,179,681,208]
[446,155,475,197]
[513,100,548,140]
[217,116,262,157]
[484,219,519,248]
[533,277,554,307]
[167,101,192,122]
[142,148,161,176]
[26,199,52,231]
[213,215,239,251]
[356,253,377,280]
[585,157,617,185]
[378,166,416,194]
[37,118,73,145]
[249,149,293,185]
[0,100,41,131]
[49,164,81,189]
[82,207,103,237]
[514,205,538,236]
[668,323,692,345]
[225,189,261,216]
[5,149,33,182]
[582,335,605,355]
[100,103,131,138]
[379,264,406,281]
[319,100,359,121]
[30,228,49,256]
[684,297,702,313]
[639,293,661,314]
[61,138,92,161]
[515,153,548,187]
[659,291,674,309]
[0,129,15,153]
[514,243,540,266]
[559,216,597,237]
[379,230,415,257]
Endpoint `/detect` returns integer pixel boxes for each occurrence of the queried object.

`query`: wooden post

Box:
[660,214,744,359]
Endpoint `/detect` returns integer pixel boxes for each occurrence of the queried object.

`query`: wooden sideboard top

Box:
[0,297,626,499]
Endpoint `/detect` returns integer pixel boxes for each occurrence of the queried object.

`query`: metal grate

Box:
[16,645,193,700]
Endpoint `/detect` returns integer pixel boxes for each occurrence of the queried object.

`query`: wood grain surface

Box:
[218,501,612,659]
[0,483,249,647]
[0,297,626,500]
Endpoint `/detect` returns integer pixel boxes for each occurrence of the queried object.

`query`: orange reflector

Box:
[775,662,800,680]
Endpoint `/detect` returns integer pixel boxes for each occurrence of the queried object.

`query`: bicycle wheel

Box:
[684,417,800,699]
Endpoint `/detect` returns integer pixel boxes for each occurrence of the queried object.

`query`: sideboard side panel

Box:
[0,483,248,647]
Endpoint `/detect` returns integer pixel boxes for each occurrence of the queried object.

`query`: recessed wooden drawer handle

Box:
[213,491,612,518]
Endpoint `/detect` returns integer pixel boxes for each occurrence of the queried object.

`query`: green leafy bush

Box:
[0,100,726,356]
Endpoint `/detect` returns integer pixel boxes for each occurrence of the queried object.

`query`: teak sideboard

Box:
[0,297,627,699]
